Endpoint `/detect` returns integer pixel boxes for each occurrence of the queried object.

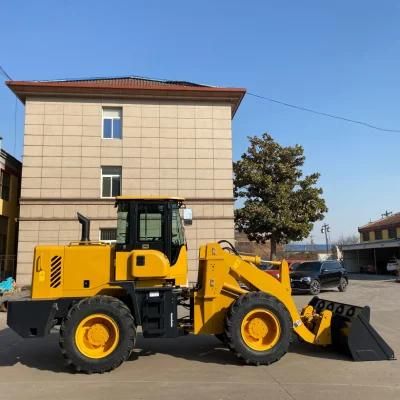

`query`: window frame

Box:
[388,227,397,239]
[100,166,122,198]
[102,107,122,140]
[374,230,382,240]
[362,232,369,242]
[99,228,117,244]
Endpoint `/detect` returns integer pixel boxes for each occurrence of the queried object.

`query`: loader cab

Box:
[115,196,186,267]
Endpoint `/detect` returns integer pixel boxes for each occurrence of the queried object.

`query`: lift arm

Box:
[193,242,331,345]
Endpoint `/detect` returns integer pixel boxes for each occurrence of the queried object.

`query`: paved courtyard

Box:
[0,276,399,400]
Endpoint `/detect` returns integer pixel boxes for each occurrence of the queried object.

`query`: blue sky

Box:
[1,0,400,243]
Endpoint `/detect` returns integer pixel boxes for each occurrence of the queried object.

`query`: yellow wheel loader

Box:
[6,197,394,373]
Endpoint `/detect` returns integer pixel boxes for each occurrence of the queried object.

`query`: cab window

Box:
[138,204,164,242]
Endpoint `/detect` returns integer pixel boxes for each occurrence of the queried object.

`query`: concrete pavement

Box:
[0,277,399,400]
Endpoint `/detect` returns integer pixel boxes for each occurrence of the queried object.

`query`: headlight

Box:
[300,277,312,283]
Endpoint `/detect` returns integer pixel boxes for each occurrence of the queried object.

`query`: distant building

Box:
[342,213,400,274]
[359,213,400,242]
[0,140,21,278]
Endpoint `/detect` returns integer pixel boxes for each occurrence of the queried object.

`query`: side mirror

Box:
[183,208,193,225]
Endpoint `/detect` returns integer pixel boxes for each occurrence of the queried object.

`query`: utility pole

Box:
[321,223,330,254]
[381,210,392,218]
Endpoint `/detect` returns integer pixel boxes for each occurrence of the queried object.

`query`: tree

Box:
[234,133,328,260]
[335,234,360,247]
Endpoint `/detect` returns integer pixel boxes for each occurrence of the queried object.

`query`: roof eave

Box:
[6,81,247,118]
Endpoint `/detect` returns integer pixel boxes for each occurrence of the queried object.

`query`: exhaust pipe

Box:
[77,212,90,242]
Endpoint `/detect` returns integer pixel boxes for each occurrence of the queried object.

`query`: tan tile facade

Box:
[18,98,235,284]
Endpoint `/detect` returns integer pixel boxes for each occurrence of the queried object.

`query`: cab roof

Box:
[115,195,185,201]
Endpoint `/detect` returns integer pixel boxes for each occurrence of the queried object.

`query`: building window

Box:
[0,170,10,201]
[388,227,397,239]
[375,230,382,240]
[101,166,121,198]
[102,107,122,139]
[362,232,369,241]
[100,228,117,243]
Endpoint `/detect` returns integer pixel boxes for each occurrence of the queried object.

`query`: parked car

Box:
[288,261,301,271]
[290,260,348,295]
[387,258,400,274]
[258,263,280,280]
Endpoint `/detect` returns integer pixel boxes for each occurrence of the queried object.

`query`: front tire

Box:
[338,277,348,292]
[224,292,292,365]
[309,280,321,295]
[59,295,136,373]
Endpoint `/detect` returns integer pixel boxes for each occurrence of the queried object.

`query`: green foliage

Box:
[234,133,327,258]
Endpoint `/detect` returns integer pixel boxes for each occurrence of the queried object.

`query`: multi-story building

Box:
[0,141,21,278]
[7,77,245,285]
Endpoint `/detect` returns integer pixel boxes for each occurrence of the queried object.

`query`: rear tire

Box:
[215,332,228,345]
[309,280,321,295]
[338,277,348,292]
[59,295,136,373]
[224,292,292,365]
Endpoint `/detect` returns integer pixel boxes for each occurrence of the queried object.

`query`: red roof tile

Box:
[359,212,400,232]
[6,76,246,116]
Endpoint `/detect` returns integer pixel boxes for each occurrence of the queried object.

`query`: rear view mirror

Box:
[183,208,193,225]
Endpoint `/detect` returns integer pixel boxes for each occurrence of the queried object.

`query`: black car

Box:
[290,260,348,295]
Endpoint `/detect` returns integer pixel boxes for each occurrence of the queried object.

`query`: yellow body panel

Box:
[115,250,170,280]
[32,244,119,299]
[32,242,189,299]
[115,245,188,286]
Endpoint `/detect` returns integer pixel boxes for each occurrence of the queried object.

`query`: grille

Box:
[50,255,62,288]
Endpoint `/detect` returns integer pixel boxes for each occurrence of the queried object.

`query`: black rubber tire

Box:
[215,332,228,345]
[338,277,348,292]
[309,280,321,295]
[59,295,136,373]
[224,292,292,365]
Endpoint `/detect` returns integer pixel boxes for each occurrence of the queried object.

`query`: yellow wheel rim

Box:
[75,314,120,359]
[241,308,281,351]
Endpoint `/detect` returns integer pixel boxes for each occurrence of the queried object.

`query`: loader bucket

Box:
[309,297,395,361]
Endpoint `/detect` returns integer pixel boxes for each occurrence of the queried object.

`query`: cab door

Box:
[320,262,335,287]
[134,203,168,258]
[320,261,340,287]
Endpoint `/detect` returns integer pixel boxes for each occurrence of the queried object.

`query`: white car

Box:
[387,258,400,272]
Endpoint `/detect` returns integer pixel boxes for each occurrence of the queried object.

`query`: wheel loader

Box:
[6,197,395,373]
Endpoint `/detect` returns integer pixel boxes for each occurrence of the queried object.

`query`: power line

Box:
[0,65,12,80]
[0,64,18,156]
[247,92,400,133]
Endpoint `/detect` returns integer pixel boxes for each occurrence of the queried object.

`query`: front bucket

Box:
[309,297,395,361]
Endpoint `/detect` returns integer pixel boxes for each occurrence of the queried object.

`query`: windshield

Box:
[295,262,321,272]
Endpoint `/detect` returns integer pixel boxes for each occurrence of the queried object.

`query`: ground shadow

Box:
[289,340,350,361]
[0,327,350,373]
[0,328,70,373]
